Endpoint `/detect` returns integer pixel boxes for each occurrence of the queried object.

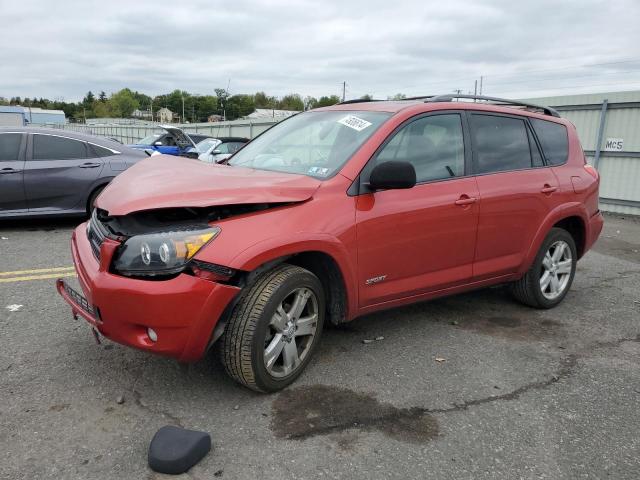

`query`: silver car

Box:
[0,127,148,218]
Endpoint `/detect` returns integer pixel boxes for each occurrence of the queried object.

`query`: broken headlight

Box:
[112,227,220,277]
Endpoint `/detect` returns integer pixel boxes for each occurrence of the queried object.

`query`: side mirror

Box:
[211,149,222,155]
[153,141,163,146]
[368,161,416,190]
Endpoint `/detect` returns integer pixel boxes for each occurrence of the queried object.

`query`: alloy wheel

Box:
[263,287,319,378]
[540,240,573,300]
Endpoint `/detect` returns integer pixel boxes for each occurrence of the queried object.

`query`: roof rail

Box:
[337,98,383,105]
[426,94,560,118]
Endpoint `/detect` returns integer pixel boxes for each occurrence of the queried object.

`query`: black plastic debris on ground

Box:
[148,425,211,475]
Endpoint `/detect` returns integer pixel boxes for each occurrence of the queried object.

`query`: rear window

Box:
[0,133,22,161]
[530,119,569,166]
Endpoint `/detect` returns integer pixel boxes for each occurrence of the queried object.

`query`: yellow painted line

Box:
[0,272,76,283]
[0,266,75,277]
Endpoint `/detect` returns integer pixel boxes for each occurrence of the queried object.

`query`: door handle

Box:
[0,168,21,174]
[454,195,477,206]
[540,184,558,194]
[79,162,101,168]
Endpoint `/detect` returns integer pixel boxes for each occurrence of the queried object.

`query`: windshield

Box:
[138,134,160,145]
[228,111,391,178]
[195,138,220,153]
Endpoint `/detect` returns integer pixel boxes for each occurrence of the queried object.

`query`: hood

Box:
[97,155,322,216]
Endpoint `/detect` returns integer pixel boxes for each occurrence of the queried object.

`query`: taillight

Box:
[584,164,599,180]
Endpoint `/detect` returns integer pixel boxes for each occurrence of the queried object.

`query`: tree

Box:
[303,96,317,110]
[99,91,107,102]
[277,94,304,111]
[225,94,255,120]
[83,91,95,106]
[315,95,341,107]
[360,94,373,100]
[109,88,139,117]
[254,91,277,109]
[388,93,406,100]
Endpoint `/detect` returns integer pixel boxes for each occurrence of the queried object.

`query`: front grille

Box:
[87,209,109,260]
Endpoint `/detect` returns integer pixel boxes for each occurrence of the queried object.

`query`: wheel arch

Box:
[229,237,357,324]
[519,203,589,275]
[85,180,112,214]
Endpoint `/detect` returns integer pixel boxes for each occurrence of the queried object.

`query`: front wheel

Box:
[510,228,577,309]
[220,264,325,392]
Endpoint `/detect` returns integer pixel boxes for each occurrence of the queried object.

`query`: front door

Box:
[355,113,479,307]
[0,132,27,214]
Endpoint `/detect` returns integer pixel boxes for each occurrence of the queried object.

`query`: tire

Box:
[87,186,105,216]
[220,264,325,392]
[510,227,577,309]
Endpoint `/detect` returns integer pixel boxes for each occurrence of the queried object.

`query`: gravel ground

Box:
[0,212,639,479]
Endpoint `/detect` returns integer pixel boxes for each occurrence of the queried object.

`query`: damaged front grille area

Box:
[87,209,113,260]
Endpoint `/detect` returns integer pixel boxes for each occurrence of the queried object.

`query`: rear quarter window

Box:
[0,133,22,161]
[530,119,569,166]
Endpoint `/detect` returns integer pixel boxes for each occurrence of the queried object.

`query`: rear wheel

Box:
[510,228,577,309]
[220,264,325,392]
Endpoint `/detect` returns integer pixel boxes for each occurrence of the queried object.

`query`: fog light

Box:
[147,328,158,342]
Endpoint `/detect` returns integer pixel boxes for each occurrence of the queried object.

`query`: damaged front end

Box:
[88,203,286,282]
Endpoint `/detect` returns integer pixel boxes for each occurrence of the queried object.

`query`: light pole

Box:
[181,95,185,124]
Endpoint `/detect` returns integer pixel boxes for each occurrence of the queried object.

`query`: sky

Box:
[2,0,640,102]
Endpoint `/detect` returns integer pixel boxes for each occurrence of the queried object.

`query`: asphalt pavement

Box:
[1,213,639,479]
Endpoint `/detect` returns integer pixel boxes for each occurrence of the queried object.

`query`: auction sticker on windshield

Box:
[338,115,372,131]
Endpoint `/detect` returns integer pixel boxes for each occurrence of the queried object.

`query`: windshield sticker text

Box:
[338,115,372,132]
[308,166,330,177]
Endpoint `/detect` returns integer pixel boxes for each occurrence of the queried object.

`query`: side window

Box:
[470,114,532,174]
[33,135,87,160]
[216,142,231,154]
[0,133,22,162]
[227,142,245,154]
[375,114,465,183]
[530,119,569,166]
[88,143,116,157]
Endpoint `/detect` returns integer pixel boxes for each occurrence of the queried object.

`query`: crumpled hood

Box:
[97,155,322,216]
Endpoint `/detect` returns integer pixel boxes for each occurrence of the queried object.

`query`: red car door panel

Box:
[356,177,479,306]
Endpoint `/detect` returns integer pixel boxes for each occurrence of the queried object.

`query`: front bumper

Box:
[57,223,240,362]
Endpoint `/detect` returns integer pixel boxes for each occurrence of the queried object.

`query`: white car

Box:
[192,137,249,163]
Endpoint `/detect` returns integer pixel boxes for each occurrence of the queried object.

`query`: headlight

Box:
[113,227,220,276]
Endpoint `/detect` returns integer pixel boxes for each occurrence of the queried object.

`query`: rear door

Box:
[469,113,559,279]
[0,132,27,213]
[356,112,480,307]
[24,133,104,213]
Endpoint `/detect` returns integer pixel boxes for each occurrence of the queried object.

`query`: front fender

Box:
[518,202,589,276]
[228,233,359,320]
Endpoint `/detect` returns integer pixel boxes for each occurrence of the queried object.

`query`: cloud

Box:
[1,0,640,101]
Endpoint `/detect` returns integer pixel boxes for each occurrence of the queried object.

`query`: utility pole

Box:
[479,76,483,95]
[474,80,478,97]
[150,99,153,122]
[181,95,185,124]
[342,81,346,102]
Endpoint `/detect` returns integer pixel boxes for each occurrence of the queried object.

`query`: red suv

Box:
[58,95,603,392]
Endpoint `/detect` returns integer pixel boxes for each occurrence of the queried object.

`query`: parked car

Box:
[186,137,249,163]
[128,126,212,156]
[0,127,148,218]
[58,95,603,392]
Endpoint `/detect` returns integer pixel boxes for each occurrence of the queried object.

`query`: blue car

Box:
[128,126,212,156]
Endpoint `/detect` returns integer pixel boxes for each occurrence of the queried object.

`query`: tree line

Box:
[0,88,357,123]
